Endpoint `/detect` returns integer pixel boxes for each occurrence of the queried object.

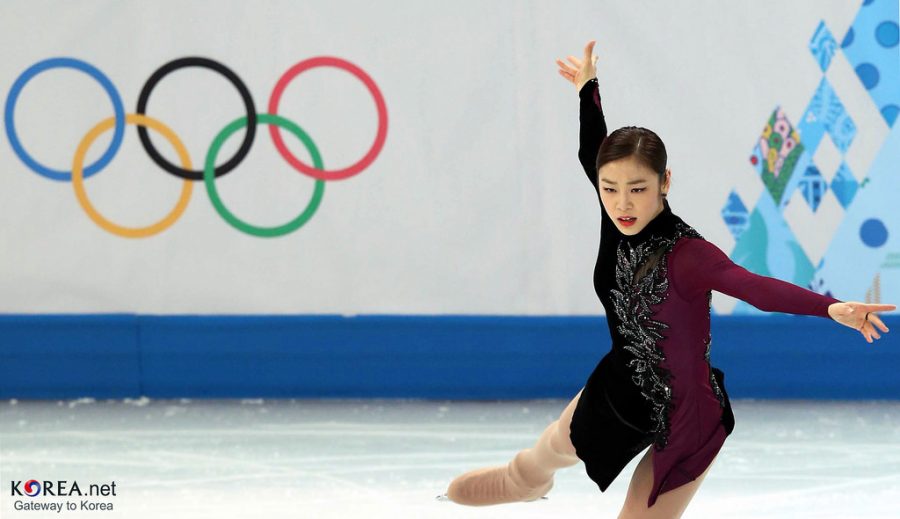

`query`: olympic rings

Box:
[205,114,325,237]
[268,56,388,181]
[5,57,125,181]
[73,114,193,238]
[3,56,388,238]
[137,57,256,181]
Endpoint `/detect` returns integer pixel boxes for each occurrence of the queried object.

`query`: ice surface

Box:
[2,398,899,518]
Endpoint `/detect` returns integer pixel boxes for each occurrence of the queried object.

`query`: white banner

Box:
[1,0,886,314]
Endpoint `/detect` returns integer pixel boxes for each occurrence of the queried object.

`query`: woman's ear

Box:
[663,168,672,195]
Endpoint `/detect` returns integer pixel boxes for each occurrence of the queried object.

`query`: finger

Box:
[592,55,598,66]
[584,39,596,61]
[863,320,880,339]
[872,314,889,333]
[558,69,574,82]
[556,59,577,75]
[864,304,897,311]
[864,322,879,341]
[555,61,575,74]
[567,57,583,71]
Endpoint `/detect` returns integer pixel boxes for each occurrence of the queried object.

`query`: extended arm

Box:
[672,237,897,342]
[671,238,840,317]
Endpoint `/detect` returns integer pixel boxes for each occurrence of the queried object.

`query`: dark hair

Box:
[596,126,667,184]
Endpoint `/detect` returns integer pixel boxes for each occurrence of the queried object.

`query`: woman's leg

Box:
[445,388,584,506]
[617,447,716,519]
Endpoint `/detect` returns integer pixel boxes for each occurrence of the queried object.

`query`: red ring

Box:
[268,57,388,181]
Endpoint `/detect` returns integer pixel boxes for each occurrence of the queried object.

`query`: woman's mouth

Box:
[618,216,637,227]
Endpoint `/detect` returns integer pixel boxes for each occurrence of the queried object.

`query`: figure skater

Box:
[441,39,895,518]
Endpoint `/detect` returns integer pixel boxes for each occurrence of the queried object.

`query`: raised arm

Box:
[557,40,606,191]
[671,237,840,317]
[578,79,606,189]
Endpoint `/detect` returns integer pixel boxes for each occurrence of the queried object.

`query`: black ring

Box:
[136,57,256,181]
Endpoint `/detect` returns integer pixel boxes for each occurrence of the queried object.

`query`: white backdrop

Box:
[0,0,867,314]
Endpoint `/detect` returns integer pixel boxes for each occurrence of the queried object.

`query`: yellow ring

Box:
[72,114,193,238]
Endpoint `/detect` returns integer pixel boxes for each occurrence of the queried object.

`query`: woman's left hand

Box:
[828,302,896,343]
[556,39,598,92]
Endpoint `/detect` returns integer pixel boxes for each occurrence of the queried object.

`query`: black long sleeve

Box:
[577,78,607,192]
[578,78,617,265]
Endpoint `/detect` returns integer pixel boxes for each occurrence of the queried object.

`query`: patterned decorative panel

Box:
[840,0,900,126]
[725,1,899,314]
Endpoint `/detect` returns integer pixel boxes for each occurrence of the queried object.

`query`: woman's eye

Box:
[601,187,645,193]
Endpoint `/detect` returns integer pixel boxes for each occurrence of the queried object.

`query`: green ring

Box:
[204,113,325,237]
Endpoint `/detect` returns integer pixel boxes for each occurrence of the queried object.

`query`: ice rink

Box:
[2,398,899,518]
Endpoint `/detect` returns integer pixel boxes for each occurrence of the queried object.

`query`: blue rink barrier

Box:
[0,314,897,400]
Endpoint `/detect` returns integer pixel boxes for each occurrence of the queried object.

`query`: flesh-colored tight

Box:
[445,388,716,518]
[445,389,582,505]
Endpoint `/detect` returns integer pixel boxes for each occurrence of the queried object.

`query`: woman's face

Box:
[598,156,670,236]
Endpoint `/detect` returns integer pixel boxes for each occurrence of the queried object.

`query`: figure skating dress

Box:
[568,78,843,508]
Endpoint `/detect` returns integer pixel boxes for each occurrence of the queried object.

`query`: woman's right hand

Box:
[556,40,598,92]
[827,302,895,344]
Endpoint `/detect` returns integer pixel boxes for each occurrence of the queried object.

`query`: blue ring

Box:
[4,58,125,181]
